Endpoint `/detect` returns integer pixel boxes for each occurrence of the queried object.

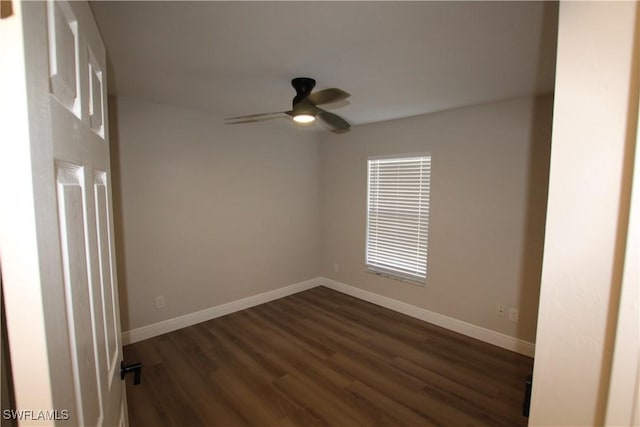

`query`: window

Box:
[366,154,431,285]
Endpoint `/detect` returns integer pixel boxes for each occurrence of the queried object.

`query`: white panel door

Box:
[0,1,128,426]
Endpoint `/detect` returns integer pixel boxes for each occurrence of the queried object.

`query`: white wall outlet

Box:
[497,304,506,318]
[333,263,340,273]
[156,295,165,309]
[509,307,519,322]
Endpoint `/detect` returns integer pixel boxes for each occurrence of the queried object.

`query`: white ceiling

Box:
[90,1,558,128]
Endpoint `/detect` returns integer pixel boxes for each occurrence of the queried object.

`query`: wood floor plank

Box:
[273,373,374,427]
[390,357,517,426]
[327,352,489,427]
[210,366,292,426]
[151,333,250,426]
[124,287,532,426]
[345,380,438,427]
[286,295,509,400]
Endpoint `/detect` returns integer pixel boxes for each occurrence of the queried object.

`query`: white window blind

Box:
[366,155,431,284]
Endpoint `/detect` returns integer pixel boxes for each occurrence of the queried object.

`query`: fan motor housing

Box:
[292,77,316,106]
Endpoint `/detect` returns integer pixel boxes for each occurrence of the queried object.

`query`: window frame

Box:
[365,153,431,286]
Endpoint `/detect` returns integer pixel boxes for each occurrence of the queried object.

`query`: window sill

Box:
[364,267,427,287]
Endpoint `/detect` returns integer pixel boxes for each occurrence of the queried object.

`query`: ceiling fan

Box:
[225,78,351,133]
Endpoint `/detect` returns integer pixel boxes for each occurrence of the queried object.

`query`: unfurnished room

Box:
[1,1,638,427]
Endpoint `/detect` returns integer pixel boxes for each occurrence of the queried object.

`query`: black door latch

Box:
[120,361,142,385]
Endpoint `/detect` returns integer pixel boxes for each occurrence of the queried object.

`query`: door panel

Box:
[48,1,125,425]
[0,1,127,425]
[47,0,79,116]
[55,163,103,426]
[87,51,105,136]
[94,172,120,388]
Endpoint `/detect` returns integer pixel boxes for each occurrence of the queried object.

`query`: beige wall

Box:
[530,1,639,425]
[110,97,321,331]
[318,96,553,343]
[111,94,553,346]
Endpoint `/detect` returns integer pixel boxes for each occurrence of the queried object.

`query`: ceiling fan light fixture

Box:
[225,77,350,133]
[292,113,315,124]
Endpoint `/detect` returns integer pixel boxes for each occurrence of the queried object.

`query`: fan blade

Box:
[306,88,350,106]
[225,118,283,125]
[225,111,287,121]
[225,116,288,125]
[316,108,350,133]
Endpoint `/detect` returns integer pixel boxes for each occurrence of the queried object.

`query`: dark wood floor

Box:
[123,286,532,427]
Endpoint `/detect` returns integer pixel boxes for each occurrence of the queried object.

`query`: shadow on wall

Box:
[516,96,554,342]
[514,0,558,342]
[108,93,131,333]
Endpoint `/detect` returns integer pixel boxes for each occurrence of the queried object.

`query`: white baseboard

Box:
[317,277,535,357]
[121,278,318,345]
[121,276,535,357]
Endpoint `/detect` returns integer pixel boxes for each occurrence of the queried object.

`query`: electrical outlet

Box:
[509,308,519,323]
[156,296,165,309]
[333,263,340,273]
[497,304,505,318]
